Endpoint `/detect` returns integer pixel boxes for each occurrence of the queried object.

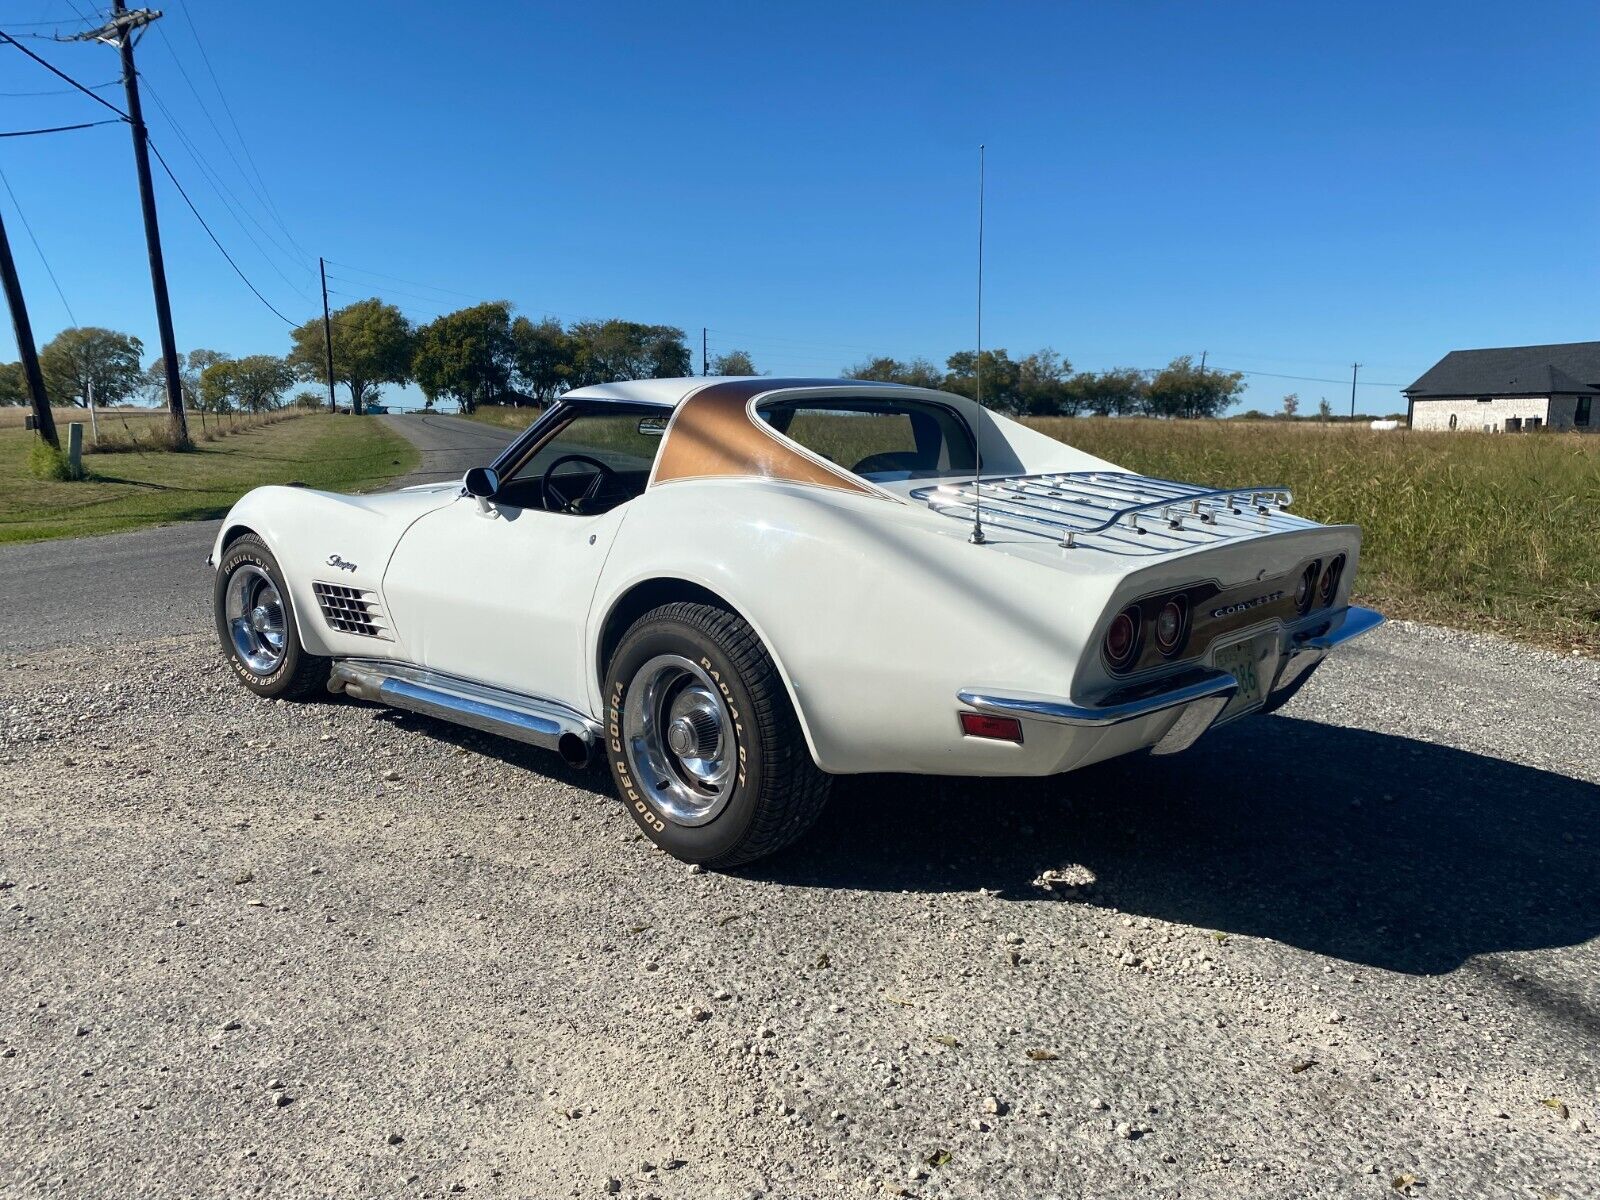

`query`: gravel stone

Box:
[0,619,1594,1197]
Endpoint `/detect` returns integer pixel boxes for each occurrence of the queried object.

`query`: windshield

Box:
[757,398,977,482]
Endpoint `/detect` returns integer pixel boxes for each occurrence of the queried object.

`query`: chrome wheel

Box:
[224,563,287,675]
[622,654,737,827]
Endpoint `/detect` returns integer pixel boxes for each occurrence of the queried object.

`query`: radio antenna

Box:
[969,142,987,545]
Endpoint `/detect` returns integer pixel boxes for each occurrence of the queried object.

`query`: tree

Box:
[710,348,758,376]
[944,348,1022,412]
[1015,348,1075,416]
[288,297,411,414]
[1281,392,1300,419]
[568,320,691,386]
[1144,356,1244,419]
[147,348,229,409]
[202,354,294,413]
[291,390,323,410]
[1317,397,1333,420]
[1067,368,1147,417]
[0,361,23,406]
[510,315,575,403]
[411,301,516,414]
[842,356,944,389]
[39,326,144,407]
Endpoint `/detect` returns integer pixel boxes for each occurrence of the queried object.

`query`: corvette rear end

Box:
[906,468,1380,772]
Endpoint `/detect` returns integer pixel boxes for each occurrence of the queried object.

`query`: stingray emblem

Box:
[326,554,358,573]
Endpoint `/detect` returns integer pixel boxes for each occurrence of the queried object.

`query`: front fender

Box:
[212,484,458,659]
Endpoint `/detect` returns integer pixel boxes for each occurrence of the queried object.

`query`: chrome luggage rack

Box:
[909,472,1295,551]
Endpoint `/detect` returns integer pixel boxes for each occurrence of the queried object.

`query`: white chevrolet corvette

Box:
[210,377,1382,866]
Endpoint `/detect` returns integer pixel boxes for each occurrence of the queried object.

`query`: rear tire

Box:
[604,602,830,868]
[214,534,330,700]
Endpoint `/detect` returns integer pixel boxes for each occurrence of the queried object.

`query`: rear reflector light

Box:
[1295,561,1320,614]
[959,712,1024,743]
[1155,596,1188,655]
[1103,606,1141,672]
[1319,554,1346,604]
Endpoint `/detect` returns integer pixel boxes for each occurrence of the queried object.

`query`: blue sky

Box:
[2,0,1596,414]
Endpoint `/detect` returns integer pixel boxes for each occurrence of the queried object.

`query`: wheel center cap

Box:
[666,716,698,756]
[250,605,272,632]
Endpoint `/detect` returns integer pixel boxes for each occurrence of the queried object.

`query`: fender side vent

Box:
[312,581,391,639]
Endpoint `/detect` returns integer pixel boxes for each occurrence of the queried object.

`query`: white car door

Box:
[381,409,662,712]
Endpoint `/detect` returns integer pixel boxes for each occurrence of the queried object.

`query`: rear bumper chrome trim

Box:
[958,604,1385,757]
[1290,603,1385,652]
[959,669,1238,730]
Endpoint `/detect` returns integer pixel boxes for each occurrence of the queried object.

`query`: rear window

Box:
[757,398,977,482]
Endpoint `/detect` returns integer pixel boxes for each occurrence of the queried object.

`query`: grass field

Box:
[1036,419,1600,653]
[465,404,544,431]
[0,412,420,544]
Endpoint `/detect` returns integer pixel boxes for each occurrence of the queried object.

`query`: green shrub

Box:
[27,437,83,481]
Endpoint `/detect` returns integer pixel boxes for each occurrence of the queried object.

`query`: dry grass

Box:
[0,405,299,451]
[465,404,545,431]
[1031,418,1600,654]
[0,413,419,543]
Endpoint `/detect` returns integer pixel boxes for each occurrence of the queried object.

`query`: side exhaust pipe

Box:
[329,661,601,768]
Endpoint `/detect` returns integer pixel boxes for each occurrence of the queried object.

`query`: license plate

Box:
[1215,639,1265,709]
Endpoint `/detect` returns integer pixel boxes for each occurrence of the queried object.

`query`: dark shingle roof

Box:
[1405,341,1600,397]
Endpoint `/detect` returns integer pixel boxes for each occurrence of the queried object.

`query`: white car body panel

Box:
[211,378,1379,780]
[382,496,627,709]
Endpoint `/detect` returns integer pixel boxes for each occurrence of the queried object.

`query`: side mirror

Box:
[638,416,669,437]
[463,466,500,514]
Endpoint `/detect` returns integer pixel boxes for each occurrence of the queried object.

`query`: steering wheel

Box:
[541,453,616,513]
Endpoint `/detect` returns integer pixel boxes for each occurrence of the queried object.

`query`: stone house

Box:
[1404,342,1599,432]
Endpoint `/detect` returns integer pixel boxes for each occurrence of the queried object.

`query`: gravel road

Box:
[0,413,512,655]
[2,618,1596,1199]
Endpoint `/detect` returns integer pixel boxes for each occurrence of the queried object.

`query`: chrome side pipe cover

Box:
[329,660,602,768]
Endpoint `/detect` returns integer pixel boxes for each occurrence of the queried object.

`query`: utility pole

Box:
[1349,362,1361,419]
[701,327,708,376]
[1199,350,1207,371]
[0,205,58,449]
[88,3,189,448]
[319,257,337,412]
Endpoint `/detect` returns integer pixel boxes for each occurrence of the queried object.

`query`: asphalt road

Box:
[0,413,514,656]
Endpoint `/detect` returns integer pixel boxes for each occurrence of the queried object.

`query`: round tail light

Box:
[1319,554,1346,604]
[1103,606,1140,672]
[1155,596,1188,656]
[1295,561,1320,614]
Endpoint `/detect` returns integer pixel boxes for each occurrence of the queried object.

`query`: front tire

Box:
[213,533,330,700]
[604,602,830,868]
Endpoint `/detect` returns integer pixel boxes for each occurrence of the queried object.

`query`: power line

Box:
[321,272,495,309]
[2,14,100,27]
[0,77,119,96]
[145,136,295,325]
[1212,364,1403,388]
[0,116,124,138]
[172,0,306,258]
[149,19,306,265]
[322,259,491,303]
[141,77,315,302]
[0,30,130,118]
[0,166,78,326]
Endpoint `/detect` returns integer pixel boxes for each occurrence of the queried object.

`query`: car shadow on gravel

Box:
[746,715,1600,978]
